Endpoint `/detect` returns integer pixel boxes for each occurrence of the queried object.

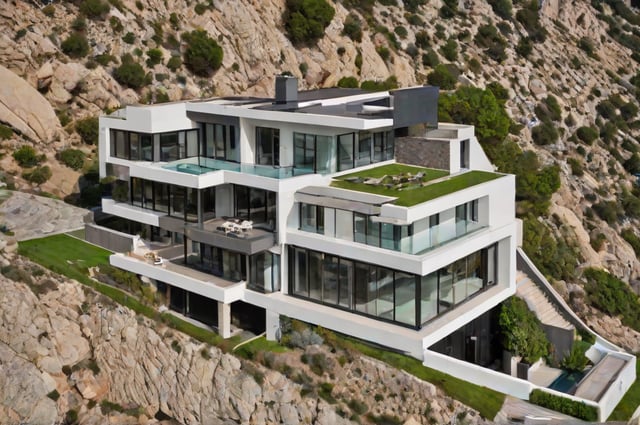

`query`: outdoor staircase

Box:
[516,271,574,332]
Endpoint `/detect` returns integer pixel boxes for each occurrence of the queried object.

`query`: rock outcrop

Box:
[0,65,59,142]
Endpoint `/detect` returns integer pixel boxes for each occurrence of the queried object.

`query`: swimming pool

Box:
[548,370,585,394]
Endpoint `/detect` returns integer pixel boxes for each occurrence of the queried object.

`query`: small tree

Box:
[146,48,163,67]
[58,149,86,170]
[283,0,335,45]
[13,146,45,167]
[182,29,223,77]
[79,0,110,19]
[427,64,457,90]
[499,297,549,364]
[61,33,90,58]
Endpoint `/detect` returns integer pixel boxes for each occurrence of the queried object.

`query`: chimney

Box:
[275,75,298,104]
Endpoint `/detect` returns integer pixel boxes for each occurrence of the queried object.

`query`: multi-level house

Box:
[97,76,637,420]
[99,75,517,363]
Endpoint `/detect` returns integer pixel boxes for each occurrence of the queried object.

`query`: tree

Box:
[439,38,458,61]
[283,0,335,45]
[61,33,90,58]
[499,297,549,363]
[182,29,223,77]
[438,86,511,145]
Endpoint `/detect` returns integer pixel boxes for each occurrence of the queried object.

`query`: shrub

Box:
[47,389,60,401]
[337,76,358,88]
[376,46,390,61]
[361,76,398,91]
[427,64,457,89]
[42,4,55,17]
[578,37,596,57]
[516,0,547,42]
[79,0,110,19]
[167,55,182,72]
[286,328,323,348]
[532,121,559,145]
[439,38,458,61]
[622,228,640,256]
[13,146,44,167]
[71,17,87,31]
[488,0,512,19]
[394,25,408,39]
[109,16,123,32]
[576,126,598,144]
[61,33,90,58]
[194,2,208,14]
[474,24,507,62]
[23,166,52,185]
[561,341,590,372]
[567,157,584,176]
[584,267,640,332]
[75,116,99,145]
[58,149,85,170]
[283,0,335,45]
[415,30,430,48]
[596,99,617,119]
[114,62,148,89]
[122,32,135,44]
[421,49,439,67]
[182,29,224,77]
[592,200,621,224]
[0,124,13,140]
[499,297,549,363]
[146,48,163,67]
[529,390,597,421]
[342,13,362,42]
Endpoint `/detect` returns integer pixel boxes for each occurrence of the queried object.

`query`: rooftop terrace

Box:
[331,164,502,207]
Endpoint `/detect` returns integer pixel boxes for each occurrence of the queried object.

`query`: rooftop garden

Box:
[331,163,502,206]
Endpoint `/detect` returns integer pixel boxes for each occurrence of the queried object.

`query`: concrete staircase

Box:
[516,271,574,331]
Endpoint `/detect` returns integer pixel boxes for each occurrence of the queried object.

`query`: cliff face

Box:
[0,250,489,425]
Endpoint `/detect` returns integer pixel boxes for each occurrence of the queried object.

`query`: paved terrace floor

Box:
[573,354,628,401]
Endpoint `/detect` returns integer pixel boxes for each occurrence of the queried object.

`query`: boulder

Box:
[0,65,59,141]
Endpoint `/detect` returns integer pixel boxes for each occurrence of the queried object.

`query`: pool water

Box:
[548,371,585,394]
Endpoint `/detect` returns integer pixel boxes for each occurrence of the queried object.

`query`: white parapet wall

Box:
[423,349,534,400]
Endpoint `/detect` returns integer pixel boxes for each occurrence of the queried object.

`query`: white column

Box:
[265,310,280,341]
[217,302,231,339]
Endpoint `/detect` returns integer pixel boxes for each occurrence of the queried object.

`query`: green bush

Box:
[13,146,44,167]
[415,30,430,48]
[42,4,55,17]
[529,390,597,421]
[499,297,549,364]
[622,228,640,256]
[592,200,621,224]
[71,17,87,31]
[578,36,596,57]
[167,55,182,72]
[75,116,99,145]
[567,157,584,176]
[342,13,362,42]
[516,0,547,42]
[61,33,90,58]
[394,25,408,39]
[0,124,13,140]
[182,29,224,77]
[58,149,86,170]
[421,49,439,67]
[532,121,559,145]
[535,95,562,122]
[23,166,52,185]
[427,64,456,90]
[488,0,512,19]
[561,340,590,372]
[283,0,335,45]
[474,24,507,62]
[576,126,598,144]
[114,62,148,89]
[439,38,458,61]
[79,0,109,19]
[337,76,358,88]
[376,46,390,61]
[584,267,640,332]
[146,48,163,67]
[122,32,135,44]
[516,36,533,58]
[360,76,398,91]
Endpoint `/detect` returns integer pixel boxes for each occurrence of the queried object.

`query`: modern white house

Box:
[96,76,634,420]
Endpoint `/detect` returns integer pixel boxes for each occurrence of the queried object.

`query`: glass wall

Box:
[298,198,484,254]
[234,185,276,230]
[248,252,280,293]
[110,129,198,162]
[128,178,201,222]
[293,133,335,174]
[337,130,394,171]
[189,242,246,282]
[289,244,497,328]
[203,123,238,162]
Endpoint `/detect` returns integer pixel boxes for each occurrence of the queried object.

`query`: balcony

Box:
[185,218,275,255]
[111,249,245,304]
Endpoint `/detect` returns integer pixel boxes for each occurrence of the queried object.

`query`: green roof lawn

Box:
[332,164,502,206]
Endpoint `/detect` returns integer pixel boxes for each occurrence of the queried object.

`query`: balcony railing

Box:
[163,157,314,179]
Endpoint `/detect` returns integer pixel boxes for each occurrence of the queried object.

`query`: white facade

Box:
[98,79,517,370]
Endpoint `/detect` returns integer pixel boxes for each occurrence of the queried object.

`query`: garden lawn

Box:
[333,167,501,206]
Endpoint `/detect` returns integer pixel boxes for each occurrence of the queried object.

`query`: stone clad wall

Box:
[395,137,450,170]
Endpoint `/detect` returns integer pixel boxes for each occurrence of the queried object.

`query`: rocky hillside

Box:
[0,247,490,425]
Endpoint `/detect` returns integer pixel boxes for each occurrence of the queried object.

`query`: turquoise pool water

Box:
[548,371,585,393]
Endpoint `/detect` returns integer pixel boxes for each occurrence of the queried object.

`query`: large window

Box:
[203,123,238,162]
[190,243,246,282]
[289,244,497,328]
[249,252,280,293]
[256,127,279,166]
[294,133,334,173]
[234,185,276,229]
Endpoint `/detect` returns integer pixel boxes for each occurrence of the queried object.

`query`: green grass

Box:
[234,336,289,358]
[337,164,448,180]
[609,357,640,420]
[18,234,239,352]
[332,167,501,206]
[337,336,504,419]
